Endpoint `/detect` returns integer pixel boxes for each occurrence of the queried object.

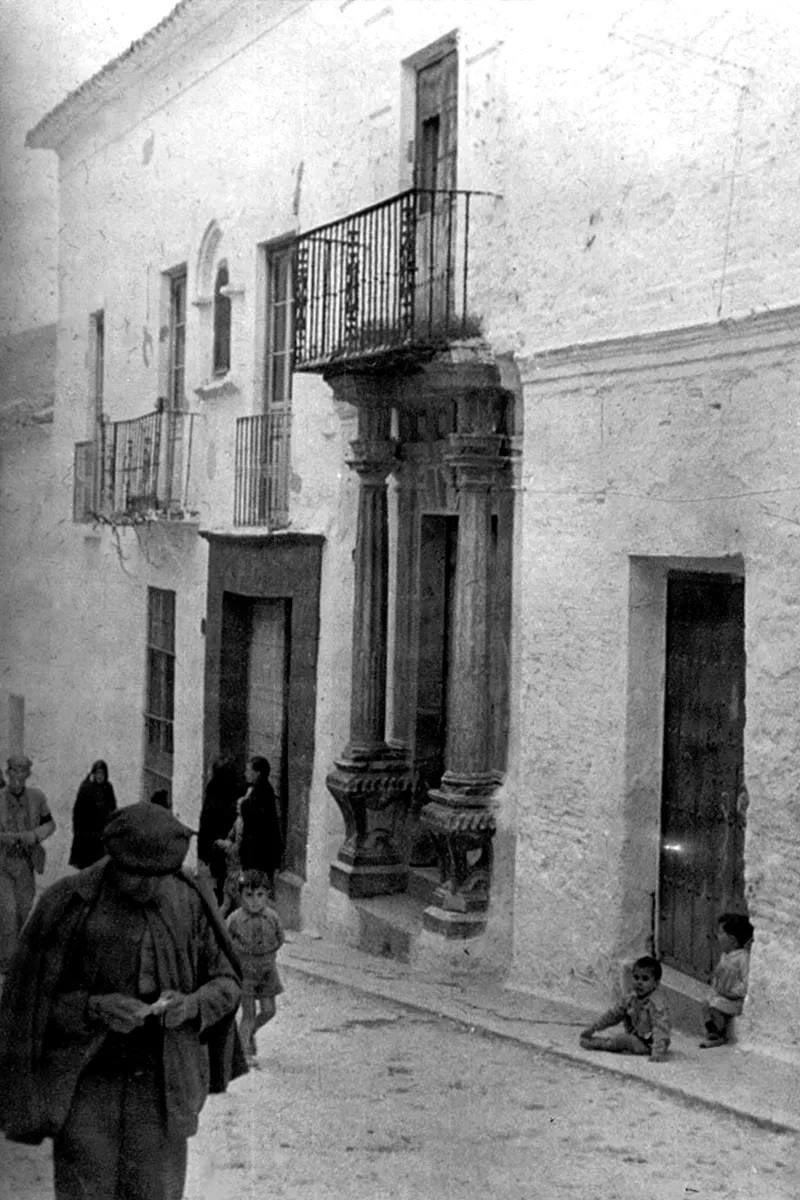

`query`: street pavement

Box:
[3,932,798,1199]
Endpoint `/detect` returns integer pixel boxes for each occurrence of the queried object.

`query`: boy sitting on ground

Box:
[580,955,671,1062]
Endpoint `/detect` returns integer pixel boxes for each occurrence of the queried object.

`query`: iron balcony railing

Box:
[234,410,291,528]
[294,187,483,371]
[73,407,195,521]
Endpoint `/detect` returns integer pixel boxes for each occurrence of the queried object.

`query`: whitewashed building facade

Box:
[3,0,800,1059]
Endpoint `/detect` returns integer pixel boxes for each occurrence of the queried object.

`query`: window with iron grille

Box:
[233,244,293,527]
[143,587,175,803]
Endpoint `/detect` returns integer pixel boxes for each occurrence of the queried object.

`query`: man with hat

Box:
[0,754,55,970]
[0,800,245,1200]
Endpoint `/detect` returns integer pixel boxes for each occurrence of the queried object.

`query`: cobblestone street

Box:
[3,967,797,1200]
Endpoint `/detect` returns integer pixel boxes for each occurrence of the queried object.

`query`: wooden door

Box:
[415,49,457,333]
[658,573,747,981]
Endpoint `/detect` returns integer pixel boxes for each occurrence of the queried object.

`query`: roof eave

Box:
[25,0,207,152]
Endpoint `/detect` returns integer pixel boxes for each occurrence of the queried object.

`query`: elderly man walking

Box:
[0,800,245,1200]
[0,755,55,970]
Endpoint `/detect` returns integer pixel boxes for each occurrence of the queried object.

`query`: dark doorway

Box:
[659,572,747,981]
[405,515,457,866]
[220,594,291,838]
[415,515,458,779]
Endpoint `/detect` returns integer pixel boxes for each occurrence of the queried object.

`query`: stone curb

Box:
[281,937,800,1137]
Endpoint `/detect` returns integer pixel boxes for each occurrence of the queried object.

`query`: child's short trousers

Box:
[241,956,283,999]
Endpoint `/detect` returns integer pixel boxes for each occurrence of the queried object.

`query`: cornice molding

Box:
[519,305,800,389]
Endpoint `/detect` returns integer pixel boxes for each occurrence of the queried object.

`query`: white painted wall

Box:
[4,0,800,1054]
[515,316,800,1056]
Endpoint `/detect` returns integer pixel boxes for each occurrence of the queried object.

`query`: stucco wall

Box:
[5,0,800,1051]
[514,316,800,1055]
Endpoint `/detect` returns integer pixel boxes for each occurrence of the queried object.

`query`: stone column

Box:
[421,426,504,937]
[327,398,412,897]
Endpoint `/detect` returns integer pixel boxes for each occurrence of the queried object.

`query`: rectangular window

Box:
[265,245,293,412]
[168,271,187,410]
[92,310,105,510]
[144,587,175,802]
[92,310,105,424]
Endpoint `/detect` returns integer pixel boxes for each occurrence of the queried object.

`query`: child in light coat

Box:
[700,912,753,1048]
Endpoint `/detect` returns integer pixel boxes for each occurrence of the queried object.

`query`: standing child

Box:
[226,869,285,1063]
[580,955,671,1062]
[700,912,753,1048]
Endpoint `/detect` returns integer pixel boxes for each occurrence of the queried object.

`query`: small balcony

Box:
[73,407,195,523]
[293,187,483,373]
[233,410,291,528]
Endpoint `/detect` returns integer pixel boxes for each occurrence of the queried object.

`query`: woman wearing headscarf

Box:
[238,756,283,894]
[0,801,245,1200]
[68,760,117,869]
[198,757,241,903]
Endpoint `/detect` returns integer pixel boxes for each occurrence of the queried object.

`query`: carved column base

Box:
[327,752,412,898]
[420,781,497,937]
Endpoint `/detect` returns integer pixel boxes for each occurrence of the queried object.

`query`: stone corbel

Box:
[194,376,240,401]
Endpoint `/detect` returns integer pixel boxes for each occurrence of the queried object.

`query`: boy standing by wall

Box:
[701,913,754,1048]
[226,869,284,1064]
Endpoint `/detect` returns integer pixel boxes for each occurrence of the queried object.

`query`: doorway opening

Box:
[219,594,291,839]
[658,571,747,981]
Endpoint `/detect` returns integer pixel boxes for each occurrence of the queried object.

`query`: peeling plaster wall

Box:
[514,322,800,1056]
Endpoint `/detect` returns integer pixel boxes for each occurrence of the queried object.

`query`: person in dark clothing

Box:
[68,761,117,870]
[198,757,241,904]
[239,756,283,894]
[0,801,245,1200]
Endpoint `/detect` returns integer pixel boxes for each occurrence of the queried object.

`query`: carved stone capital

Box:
[346,436,397,480]
[445,432,504,489]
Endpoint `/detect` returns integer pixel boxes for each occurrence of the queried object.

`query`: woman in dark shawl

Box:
[68,760,117,869]
[198,757,241,903]
[238,756,283,892]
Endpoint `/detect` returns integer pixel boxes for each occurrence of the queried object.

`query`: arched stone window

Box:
[193,220,241,397]
[213,262,231,376]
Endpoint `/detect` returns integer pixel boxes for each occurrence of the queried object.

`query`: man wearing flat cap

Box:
[0,800,245,1200]
[0,755,55,970]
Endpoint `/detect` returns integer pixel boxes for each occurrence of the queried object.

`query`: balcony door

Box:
[259,243,293,526]
[415,47,457,334]
[163,270,187,509]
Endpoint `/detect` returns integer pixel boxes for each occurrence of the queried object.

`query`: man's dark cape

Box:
[0,860,247,1144]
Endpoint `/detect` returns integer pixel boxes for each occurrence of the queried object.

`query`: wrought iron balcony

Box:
[73,407,195,522]
[234,410,291,528]
[294,187,482,373]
